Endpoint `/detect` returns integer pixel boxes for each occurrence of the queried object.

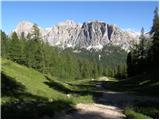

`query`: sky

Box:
[1,1,159,34]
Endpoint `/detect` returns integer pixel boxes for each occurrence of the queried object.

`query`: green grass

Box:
[124,107,152,119]
[102,73,159,97]
[124,100,159,119]
[1,58,94,118]
[1,59,93,102]
[1,59,65,100]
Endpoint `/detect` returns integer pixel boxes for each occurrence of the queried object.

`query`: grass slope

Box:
[1,59,93,118]
[1,59,65,100]
[1,58,93,101]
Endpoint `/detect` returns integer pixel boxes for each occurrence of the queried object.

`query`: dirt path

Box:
[59,80,158,119]
[59,90,158,119]
[61,103,126,119]
[60,93,126,119]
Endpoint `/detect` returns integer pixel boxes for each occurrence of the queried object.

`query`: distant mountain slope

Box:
[13,20,140,50]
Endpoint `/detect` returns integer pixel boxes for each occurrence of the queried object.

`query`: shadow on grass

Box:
[101,74,159,97]
[3,72,158,119]
[134,101,159,119]
[1,72,25,96]
[44,75,103,97]
[60,111,117,119]
[1,72,112,119]
[1,98,76,119]
[44,81,72,94]
[1,72,49,100]
[1,72,76,119]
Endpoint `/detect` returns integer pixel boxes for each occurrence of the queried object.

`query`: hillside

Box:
[1,59,94,118]
[1,59,64,99]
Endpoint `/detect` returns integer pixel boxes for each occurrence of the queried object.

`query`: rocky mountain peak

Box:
[57,20,79,27]
[14,20,34,37]
[13,20,140,51]
[17,20,33,27]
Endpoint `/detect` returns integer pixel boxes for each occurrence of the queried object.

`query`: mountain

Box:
[14,20,140,50]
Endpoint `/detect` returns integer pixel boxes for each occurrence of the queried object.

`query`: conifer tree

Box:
[1,30,8,58]
[149,7,159,77]
[8,32,22,63]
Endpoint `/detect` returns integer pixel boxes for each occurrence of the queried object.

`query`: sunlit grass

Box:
[1,59,94,105]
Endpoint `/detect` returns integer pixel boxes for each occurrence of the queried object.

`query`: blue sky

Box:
[2,1,158,34]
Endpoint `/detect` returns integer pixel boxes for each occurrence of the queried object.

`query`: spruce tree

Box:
[1,30,8,58]
[149,7,159,78]
[8,32,22,63]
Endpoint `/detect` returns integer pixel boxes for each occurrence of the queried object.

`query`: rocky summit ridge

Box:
[14,20,140,50]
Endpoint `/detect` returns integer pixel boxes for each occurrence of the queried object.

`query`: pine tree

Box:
[149,7,159,78]
[25,33,35,68]
[1,30,8,58]
[25,24,45,72]
[127,52,133,77]
[18,32,26,64]
[8,32,22,63]
[138,27,147,73]
[139,27,145,59]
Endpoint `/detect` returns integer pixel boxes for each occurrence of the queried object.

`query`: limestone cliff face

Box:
[44,20,81,48]
[76,21,109,49]
[14,20,140,50]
